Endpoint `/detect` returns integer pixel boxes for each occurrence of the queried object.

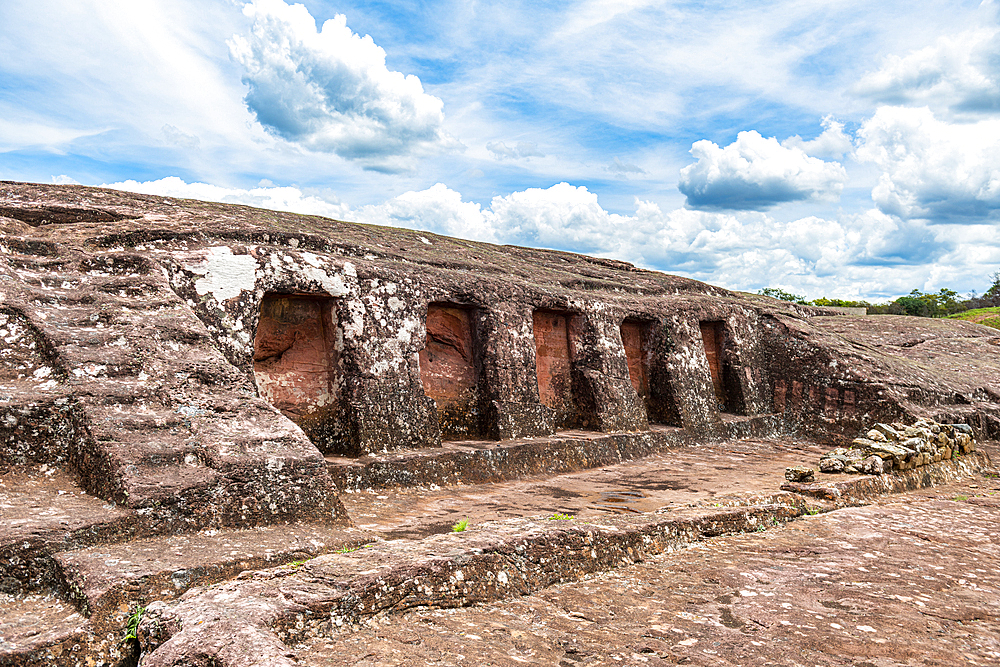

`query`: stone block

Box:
[785,466,815,482]
[872,423,900,440]
[860,455,888,475]
[866,429,887,442]
[868,441,913,464]
[819,457,844,473]
[852,437,876,451]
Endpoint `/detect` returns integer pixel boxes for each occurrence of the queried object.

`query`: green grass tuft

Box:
[122,606,145,644]
[452,518,469,532]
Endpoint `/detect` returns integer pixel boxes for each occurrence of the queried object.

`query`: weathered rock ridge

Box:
[1,181,999,666]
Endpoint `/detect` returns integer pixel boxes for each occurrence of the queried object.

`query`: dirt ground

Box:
[297,472,1000,667]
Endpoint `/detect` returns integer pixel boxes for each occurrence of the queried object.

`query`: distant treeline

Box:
[760,272,1000,318]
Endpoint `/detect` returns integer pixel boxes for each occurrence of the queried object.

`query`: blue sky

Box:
[3,0,1000,300]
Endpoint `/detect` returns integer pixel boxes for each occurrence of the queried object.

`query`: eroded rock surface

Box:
[1,182,1000,666]
[299,477,1000,667]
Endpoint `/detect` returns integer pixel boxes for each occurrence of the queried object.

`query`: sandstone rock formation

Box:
[1,181,999,666]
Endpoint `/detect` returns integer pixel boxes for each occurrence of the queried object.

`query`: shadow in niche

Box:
[699,320,746,415]
[533,309,598,431]
[419,303,488,440]
[253,294,347,452]
[0,205,138,226]
[620,319,681,427]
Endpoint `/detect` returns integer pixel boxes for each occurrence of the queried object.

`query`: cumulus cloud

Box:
[485,141,544,160]
[357,182,624,251]
[103,176,351,219]
[678,130,848,210]
[354,183,497,242]
[853,28,1000,117]
[782,116,854,159]
[855,106,1000,220]
[488,183,630,252]
[228,0,455,170]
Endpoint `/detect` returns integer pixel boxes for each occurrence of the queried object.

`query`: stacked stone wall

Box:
[819,418,977,475]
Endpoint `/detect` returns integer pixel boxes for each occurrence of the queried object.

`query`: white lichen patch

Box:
[189,247,257,303]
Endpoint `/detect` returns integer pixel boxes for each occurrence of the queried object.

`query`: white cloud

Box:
[485,141,544,160]
[855,106,1000,220]
[782,116,854,159]
[161,124,200,149]
[606,157,646,176]
[103,177,351,219]
[853,27,1000,117]
[678,130,848,210]
[488,183,628,252]
[228,0,456,171]
[0,117,103,152]
[354,183,496,242]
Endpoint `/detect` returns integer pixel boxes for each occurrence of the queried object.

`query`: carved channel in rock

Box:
[621,319,681,426]
[533,310,596,430]
[0,205,135,226]
[699,320,747,415]
[253,294,345,452]
[419,304,484,440]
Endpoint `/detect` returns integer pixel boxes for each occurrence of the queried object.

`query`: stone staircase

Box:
[1,236,355,663]
[1,236,347,531]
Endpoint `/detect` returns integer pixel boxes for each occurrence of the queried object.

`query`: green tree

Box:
[813,297,872,309]
[936,288,964,315]
[894,293,931,317]
[985,271,1000,306]
[759,288,810,305]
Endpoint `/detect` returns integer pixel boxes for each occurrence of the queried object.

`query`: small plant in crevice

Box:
[334,543,373,554]
[122,605,145,644]
[548,513,574,520]
[452,518,469,532]
[953,495,969,501]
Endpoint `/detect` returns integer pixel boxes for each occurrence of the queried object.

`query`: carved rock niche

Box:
[532,309,595,430]
[253,294,343,450]
[620,320,650,398]
[419,304,483,440]
[621,319,682,426]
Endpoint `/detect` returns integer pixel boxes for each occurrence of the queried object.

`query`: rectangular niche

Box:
[620,320,650,398]
[253,294,344,450]
[621,319,681,426]
[419,303,483,440]
[533,309,594,430]
[699,320,746,414]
